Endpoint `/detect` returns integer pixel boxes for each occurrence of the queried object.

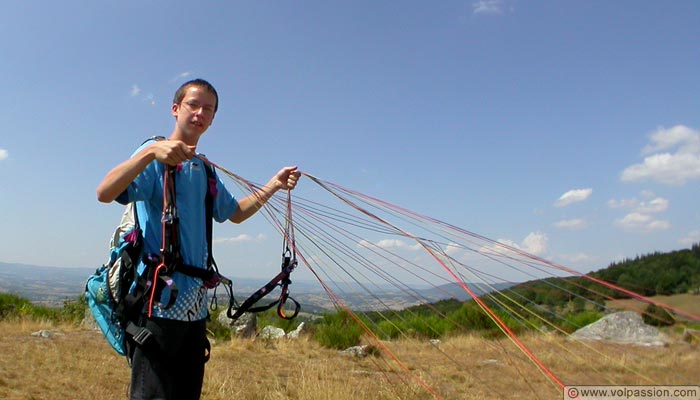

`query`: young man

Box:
[96,79,300,400]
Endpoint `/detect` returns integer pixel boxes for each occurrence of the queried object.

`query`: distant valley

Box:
[0,261,511,312]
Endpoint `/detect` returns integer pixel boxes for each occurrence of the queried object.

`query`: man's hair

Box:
[173,78,219,113]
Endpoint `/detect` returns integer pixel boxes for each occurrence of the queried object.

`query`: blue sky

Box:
[1,1,699,281]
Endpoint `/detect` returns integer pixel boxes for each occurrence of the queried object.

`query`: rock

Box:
[342,345,370,358]
[31,330,57,338]
[81,307,98,330]
[287,322,306,339]
[570,311,670,346]
[217,311,257,338]
[682,328,699,345]
[259,325,286,340]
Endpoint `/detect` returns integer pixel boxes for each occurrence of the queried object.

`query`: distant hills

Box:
[0,261,512,312]
[0,262,92,307]
[4,244,698,313]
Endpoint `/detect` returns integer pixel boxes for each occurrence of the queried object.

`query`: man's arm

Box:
[228,166,301,224]
[96,140,195,203]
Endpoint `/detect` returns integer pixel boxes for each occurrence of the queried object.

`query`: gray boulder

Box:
[217,311,257,338]
[342,345,371,358]
[259,325,286,340]
[570,311,670,346]
[287,322,306,339]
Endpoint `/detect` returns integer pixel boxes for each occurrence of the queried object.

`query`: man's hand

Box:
[274,166,301,190]
[150,140,196,166]
[228,166,302,223]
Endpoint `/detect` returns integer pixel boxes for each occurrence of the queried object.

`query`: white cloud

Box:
[607,198,637,209]
[607,192,662,211]
[621,125,700,185]
[377,239,422,251]
[444,242,462,256]
[172,71,192,82]
[0,148,7,161]
[214,233,266,244]
[680,230,700,247]
[358,238,422,251]
[472,0,504,15]
[635,197,668,214]
[642,125,700,155]
[554,188,593,207]
[522,232,548,255]
[130,84,156,106]
[558,252,596,264]
[610,192,670,234]
[489,231,549,257]
[614,212,670,233]
[553,218,588,230]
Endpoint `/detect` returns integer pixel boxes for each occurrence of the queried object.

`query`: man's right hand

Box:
[150,140,196,166]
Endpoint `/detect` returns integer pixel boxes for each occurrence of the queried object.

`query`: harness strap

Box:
[227,259,300,321]
[145,158,226,316]
[227,191,300,321]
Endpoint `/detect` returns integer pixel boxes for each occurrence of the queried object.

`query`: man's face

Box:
[172,85,217,138]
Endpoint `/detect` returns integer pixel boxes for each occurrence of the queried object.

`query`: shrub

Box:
[314,310,363,349]
[561,310,603,333]
[642,304,675,327]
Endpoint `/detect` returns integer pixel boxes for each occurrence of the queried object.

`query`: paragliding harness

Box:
[86,137,299,358]
[224,190,301,322]
[85,136,231,358]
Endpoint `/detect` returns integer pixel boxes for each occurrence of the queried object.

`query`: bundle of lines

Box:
[208,159,699,400]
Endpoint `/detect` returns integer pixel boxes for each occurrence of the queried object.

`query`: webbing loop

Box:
[226,190,300,321]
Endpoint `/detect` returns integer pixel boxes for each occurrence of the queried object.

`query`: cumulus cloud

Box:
[607,198,637,209]
[214,233,266,244]
[488,232,549,257]
[553,218,588,230]
[130,83,156,106]
[377,239,422,251]
[611,193,671,233]
[635,197,668,214]
[172,71,192,82]
[0,148,8,161]
[554,188,593,207]
[358,238,422,251]
[680,230,700,247]
[621,125,700,185]
[558,252,596,264]
[445,242,462,256]
[472,0,504,15]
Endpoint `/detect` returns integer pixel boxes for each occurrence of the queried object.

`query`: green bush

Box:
[314,310,363,349]
[561,310,602,333]
[0,293,86,324]
[642,304,675,327]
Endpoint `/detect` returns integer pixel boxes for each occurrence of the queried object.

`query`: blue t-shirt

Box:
[117,141,238,321]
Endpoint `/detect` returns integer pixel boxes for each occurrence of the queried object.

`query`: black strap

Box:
[144,143,225,315]
[227,249,300,321]
[203,161,217,271]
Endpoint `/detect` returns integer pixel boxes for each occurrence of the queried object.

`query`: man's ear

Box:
[171,103,179,119]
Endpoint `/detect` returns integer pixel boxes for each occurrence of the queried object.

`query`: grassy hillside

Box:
[1,318,697,400]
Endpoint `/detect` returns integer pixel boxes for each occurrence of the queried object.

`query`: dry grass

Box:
[607,293,700,318]
[1,320,697,400]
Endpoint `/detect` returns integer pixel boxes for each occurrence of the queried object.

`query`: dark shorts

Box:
[129,318,210,400]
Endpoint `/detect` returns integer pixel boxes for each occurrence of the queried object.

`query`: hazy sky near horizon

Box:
[1,1,699,281]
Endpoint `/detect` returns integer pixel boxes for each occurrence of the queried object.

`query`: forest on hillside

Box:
[358,244,700,339]
[501,244,700,321]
